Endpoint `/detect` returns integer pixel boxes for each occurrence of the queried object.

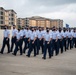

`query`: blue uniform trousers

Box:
[52,39,59,56]
[1,37,10,53]
[63,38,67,51]
[36,38,42,55]
[74,38,76,48]
[43,41,52,59]
[68,38,72,49]
[27,40,36,57]
[11,36,16,52]
[41,39,44,54]
[23,38,29,53]
[58,39,63,53]
[14,39,22,55]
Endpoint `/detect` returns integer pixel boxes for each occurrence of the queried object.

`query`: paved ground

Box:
[0,30,76,75]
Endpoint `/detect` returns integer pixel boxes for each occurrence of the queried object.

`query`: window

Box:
[11,22,14,25]
[1,16,3,19]
[1,12,3,15]
[11,14,14,16]
[11,18,14,21]
[0,16,3,19]
[1,21,3,24]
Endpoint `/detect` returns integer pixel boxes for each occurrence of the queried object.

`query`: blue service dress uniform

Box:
[42,31,52,59]
[58,31,64,53]
[27,30,37,57]
[63,31,68,51]
[23,29,30,53]
[52,31,59,56]
[13,30,23,56]
[67,31,73,49]
[41,30,46,54]
[36,30,43,55]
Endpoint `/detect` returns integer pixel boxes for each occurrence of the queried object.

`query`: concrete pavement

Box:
[0,48,76,75]
[0,30,76,75]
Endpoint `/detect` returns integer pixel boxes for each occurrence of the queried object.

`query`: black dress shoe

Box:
[20,54,22,55]
[51,55,53,57]
[0,52,3,54]
[42,57,46,60]
[10,50,12,52]
[12,53,16,56]
[23,51,25,54]
[49,56,51,59]
[36,54,39,55]
[61,52,63,54]
[36,53,39,55]
[7,52,10,54]
[26,55,30,57]
[34,55,36,57]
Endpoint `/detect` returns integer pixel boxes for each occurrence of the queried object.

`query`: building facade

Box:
[28,16,51,28]
[17,18,29,28]
[17,18,25,27]
[24,16,63,28]
[0,7,5,29]
[0,7,17,29]
[17,16,63,28]
[50,19,63,28]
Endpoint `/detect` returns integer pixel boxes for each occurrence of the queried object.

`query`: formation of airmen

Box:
[0,25,76,60]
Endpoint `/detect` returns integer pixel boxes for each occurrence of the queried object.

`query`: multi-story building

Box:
[17,18,30,28]
[6,10,17,26]
[17,18,24,27]
[50,19,63,28]
[28,16,51,28]
[17,16,63,28]
[0,7,5,29]
[24,16,63,28]
[0,7,17,29]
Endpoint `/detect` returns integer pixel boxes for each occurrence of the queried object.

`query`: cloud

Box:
[0,0,76,27]
[28,0,76,6]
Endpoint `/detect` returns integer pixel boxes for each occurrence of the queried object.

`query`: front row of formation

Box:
[0,25,76,59]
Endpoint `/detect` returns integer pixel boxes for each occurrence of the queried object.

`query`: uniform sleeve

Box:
[16,30,18,35]
[8,30,10,35]
[35,32,37,37]
[57,33,60,37]
[42,34,45,37]
[66,32,68,37]
[20,31,23,37]
[28,32,31,38]
[72,32,74,37]
[36,31,38,37]
[23,30,25,36]
[61,32,64,37]
[50,33,52,38]
[42,31,45,37]
[62,32,64,37]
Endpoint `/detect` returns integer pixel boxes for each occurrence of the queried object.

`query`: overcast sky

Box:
[0,0,76,27]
